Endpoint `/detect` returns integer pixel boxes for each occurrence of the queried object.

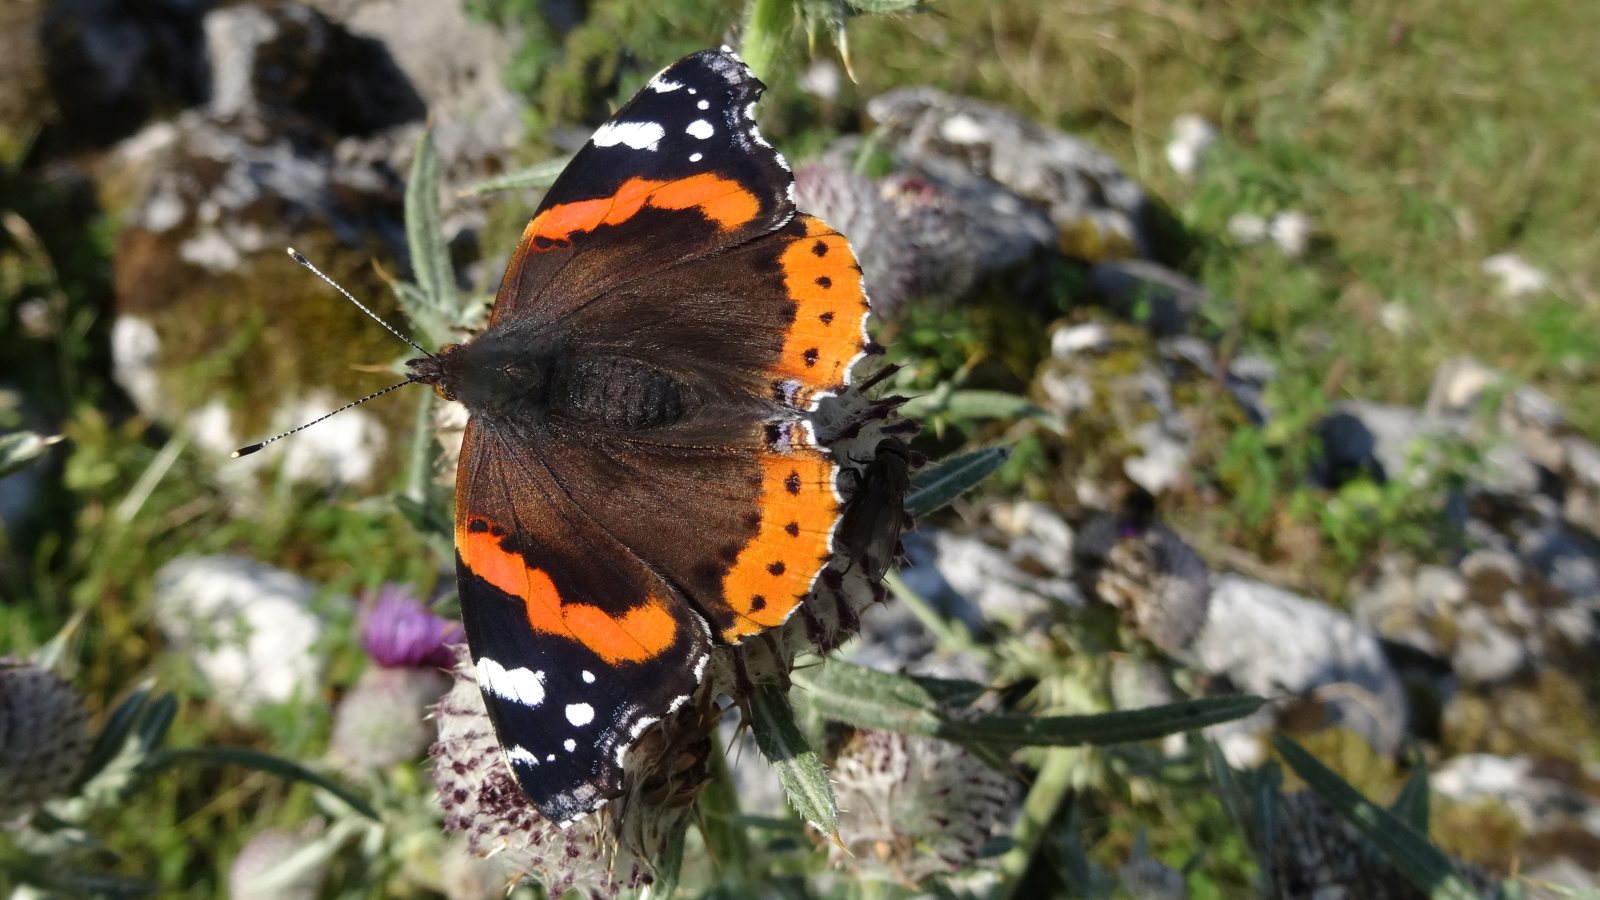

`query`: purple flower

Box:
[359,584,463,670]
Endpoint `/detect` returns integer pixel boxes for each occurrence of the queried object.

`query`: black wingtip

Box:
[232,443,264,458]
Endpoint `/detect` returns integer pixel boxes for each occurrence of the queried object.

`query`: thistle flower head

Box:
[0,660,90,826]
[360,583,462,670]
[830,730,1018,883]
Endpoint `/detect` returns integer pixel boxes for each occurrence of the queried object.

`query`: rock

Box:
[1482,252,1549,298]
[1037,322,1196,501]
[300,0,523,180]
[1051,322,1115,359]
[1157,336,1275,426]
[1268,211,1314,259]
[1164,113,1217,180]
[867,87,1151,261]
[153,554,329,716]
[1084,259,1209,337]
[38,0,211,147]
[1314,401,1476,487]
[1226,213,1268,245]
[898,528,1077,628]
[794,160,985,318]
[1451,606,1527,685]
[1193,575,1406,755]
[1435,755,1552,826]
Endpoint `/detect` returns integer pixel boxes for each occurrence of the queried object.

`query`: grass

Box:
[4,0,1596,894]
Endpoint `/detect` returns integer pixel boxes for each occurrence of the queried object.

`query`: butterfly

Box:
[407,47,871,825]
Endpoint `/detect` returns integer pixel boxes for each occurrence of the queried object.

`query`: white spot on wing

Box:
[581,670,596,684]
[689,152,703,163]
[686,119,714,140]
[628,716,660,739]
[697,99,710,110]
[566,702,596,726]
[649,77,684,93]
[564,738,577,752]
[591,120,666,151]
[477,658,546,708]
[507,745,539,766]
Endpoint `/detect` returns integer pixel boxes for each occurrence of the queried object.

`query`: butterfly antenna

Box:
[286,247,433,358]
[231,377,418,458]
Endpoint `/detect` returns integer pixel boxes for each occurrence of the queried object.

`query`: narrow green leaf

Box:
[459,157,573,195]
[144,747,378,820]
[996,747,1078,899]
[72,685,154,791]
[697,728,752,878]
[0,430,63,478]
[404,130,455,342]
[1391,750,1432,834]
[846,0,927,12]
[900,389,1055,427]
[794,660,1263,748]
[135,692,179,752]
[905,446,1010,518]
[749,683,838,836]
[1274,737,1480,900]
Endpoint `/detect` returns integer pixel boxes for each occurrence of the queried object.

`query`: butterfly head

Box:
[407,330,559,418]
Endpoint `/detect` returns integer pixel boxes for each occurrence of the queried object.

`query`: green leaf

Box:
[794,660,1263,748]
[403,129,455,344]
[905,446,1011,518]
[1391,749,1432,833]
[740,0,798,83]
[697,728,753,878]
[900,389,1056,426]
[459,156,573,195]
[71,685,155,792]
[0,430,63,478]
[749,683,838,837]
[1274,737,1481,900]
[144,747,379,820]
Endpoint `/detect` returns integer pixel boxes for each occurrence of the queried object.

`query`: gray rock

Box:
[866,86,1150,259]
[1314,401,1455,485]
[1432,754,1591,832]
[1194,575,1406,754]
[38,0,211,147]
[1451,606,1527,685]
[1085,259,1209,337]
[1075,514,1212,652]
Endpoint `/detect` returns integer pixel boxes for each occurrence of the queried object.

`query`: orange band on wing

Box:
[523,174,761,247]
[458,522,678,664]
[771,215,870,406]
[717,450,839,643]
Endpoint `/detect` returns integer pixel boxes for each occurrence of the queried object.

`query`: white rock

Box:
[1050,322,1113,359]
[1268,211,1314,259]
[1482,252,1549,298]
[153,555,329,717]
[1226,213,1269,244]
[1165,113,1217,179]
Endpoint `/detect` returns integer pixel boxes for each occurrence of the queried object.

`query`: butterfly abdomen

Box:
[548,354,687,430]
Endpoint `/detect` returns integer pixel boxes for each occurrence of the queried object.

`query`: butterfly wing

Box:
[536,213,871,643]
[454,419,713,824]
[490,48,796,329]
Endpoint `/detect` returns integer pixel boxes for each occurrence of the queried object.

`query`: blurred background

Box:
[3,0,1598,896]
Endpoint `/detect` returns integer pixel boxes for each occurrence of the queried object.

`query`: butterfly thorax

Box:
[408,330,687,430]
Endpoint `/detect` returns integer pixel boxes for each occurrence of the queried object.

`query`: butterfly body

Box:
[423,47,871,826]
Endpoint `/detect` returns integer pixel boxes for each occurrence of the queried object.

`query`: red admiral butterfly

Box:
[407,48,870,824]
